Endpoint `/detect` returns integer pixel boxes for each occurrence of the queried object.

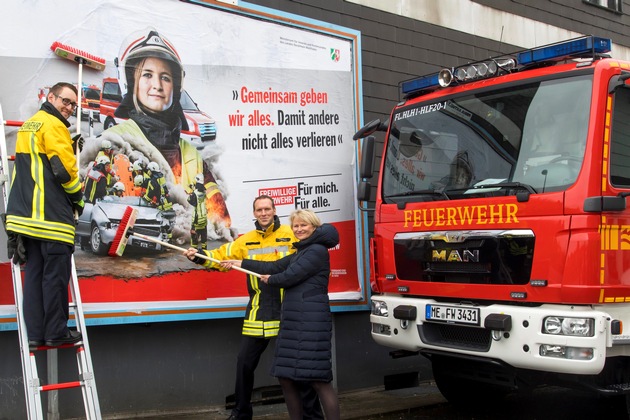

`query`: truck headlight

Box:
[543,316,594,337]
[371,300,388,317]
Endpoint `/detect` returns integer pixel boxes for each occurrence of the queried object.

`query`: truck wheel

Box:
[103,117,117,130]
[432,357,509,406]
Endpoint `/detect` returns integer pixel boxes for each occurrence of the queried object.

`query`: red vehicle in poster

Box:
[80,84,101,121]
[99,77,217,149]
[357,36,630,405]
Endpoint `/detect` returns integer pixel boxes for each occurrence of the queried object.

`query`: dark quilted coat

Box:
[241,223,339,382]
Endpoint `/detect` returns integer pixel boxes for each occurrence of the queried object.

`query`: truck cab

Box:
[358,36,630,405]
[80,84,101,122]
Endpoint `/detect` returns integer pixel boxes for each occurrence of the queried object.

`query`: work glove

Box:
[2,215,27,265]
[190,251,206,266]
[73,199,85,217]
[9,233,27,265]
[72,134,84,153]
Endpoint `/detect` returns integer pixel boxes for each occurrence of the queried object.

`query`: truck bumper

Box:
[370,295,610,375]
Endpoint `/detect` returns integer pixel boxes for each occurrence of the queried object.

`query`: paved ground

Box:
[95,381,630,419]
[130,382,445,419]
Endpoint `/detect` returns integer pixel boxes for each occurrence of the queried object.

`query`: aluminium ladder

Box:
[0,104,102,419]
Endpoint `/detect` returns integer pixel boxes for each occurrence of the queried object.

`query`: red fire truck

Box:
[356,36,630,404]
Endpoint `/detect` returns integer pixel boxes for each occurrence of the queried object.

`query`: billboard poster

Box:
[0,0,367,328]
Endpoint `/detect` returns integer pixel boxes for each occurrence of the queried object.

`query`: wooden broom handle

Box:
[130,232,262,278]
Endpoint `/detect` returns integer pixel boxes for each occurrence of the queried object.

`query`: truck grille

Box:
[393,229,534,285]
[199,123,216,141]
[419,323,491,352]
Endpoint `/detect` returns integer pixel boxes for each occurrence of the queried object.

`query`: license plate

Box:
[425,304,480,326]
[133,239,157,249]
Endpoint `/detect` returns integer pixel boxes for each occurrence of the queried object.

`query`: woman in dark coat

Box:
[223,209,341,420]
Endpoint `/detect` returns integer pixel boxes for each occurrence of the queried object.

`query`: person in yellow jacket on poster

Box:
[184,195,323,420]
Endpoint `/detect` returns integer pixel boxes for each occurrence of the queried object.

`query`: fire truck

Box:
[355,36,630,404]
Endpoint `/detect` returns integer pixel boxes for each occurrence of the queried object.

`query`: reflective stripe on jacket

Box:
[6,109,81,245]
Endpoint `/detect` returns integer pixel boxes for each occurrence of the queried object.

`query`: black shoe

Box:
[28,339,44,348]
[45,330,82,347]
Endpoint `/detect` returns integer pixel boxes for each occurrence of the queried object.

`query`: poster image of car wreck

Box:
[0,0,367,327]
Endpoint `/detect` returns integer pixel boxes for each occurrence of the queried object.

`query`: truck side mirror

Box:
[352,119,381,140]
[358,181,371,202]
[359,136,375,179]
[353,119,384,140]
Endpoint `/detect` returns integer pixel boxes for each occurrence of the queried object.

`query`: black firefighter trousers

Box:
[22,237,73,342]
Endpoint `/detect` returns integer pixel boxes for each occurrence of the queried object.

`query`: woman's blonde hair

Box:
[290,209,322,228]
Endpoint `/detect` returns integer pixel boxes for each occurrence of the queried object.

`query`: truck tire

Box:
[432,356,510,406]
[103,117,117,130]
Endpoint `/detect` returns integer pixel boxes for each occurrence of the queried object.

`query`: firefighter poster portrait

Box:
[0,0,367,327]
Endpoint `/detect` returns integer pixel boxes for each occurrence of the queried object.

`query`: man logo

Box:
[432,249,480,263]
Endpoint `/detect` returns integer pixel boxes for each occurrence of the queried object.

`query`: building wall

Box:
[1,313,430,418]
[2,0,630,417]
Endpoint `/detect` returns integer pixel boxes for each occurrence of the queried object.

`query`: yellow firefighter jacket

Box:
[201,216,296,337]
[6,108,82,245]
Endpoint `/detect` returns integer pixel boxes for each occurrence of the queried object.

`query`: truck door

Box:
[602,79,630,292]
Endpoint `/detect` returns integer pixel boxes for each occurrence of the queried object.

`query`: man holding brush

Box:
[184,195,323,420]
[4,82,85,348]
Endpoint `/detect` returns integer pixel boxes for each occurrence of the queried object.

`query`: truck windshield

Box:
[382,74,592,202]
[84,88,101,101]
[180,90,200,111]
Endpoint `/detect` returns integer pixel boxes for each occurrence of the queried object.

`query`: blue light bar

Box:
[401,73,440,95]
[517,36,611,66]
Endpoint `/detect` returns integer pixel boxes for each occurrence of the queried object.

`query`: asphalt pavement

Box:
[128,381,446,419]
[95,381,630,419]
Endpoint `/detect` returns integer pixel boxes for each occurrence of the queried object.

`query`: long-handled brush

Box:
[51,42,106,221]
[108,206,262,278]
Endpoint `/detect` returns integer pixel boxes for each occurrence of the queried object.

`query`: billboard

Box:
[0,0,367,328]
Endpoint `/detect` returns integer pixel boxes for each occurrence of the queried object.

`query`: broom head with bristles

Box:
[50,41,106,71]
[108,206,138,257]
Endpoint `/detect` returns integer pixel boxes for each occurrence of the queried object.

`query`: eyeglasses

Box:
[54,94,78,110]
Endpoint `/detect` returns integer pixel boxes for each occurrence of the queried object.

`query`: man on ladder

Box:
[1,82,101,420]
[4,82,85,348]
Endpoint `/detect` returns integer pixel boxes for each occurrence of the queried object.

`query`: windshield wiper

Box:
[470,181,537,194]
[465,181,537,202]
[385,189,450,200]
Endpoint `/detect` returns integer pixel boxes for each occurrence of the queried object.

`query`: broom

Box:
[50,42,106,180]
[108,206,262,278]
